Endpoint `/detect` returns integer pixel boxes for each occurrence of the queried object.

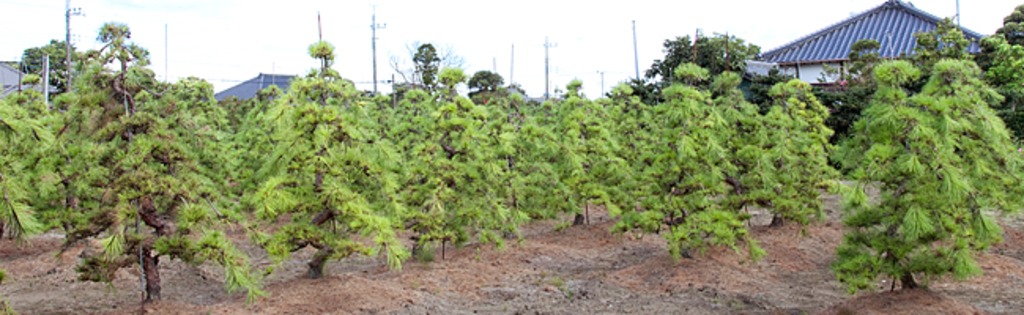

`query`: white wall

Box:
[779,62,843,83]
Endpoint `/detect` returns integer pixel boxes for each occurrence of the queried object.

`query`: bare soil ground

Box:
[2,192,1023,315]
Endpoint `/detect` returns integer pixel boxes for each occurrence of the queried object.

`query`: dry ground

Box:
[2,192,1023,314]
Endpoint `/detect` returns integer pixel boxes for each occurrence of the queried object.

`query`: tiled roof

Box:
[760,0,984,64]
[214,73,295,101]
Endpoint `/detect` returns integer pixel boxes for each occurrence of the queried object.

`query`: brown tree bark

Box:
[307,244,333,279]
[142,245,161,301]
[900,272,918,290]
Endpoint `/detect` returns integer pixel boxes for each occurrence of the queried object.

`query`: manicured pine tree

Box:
[709,71,776,213]
[61,22,262,302]
[614,64,762,259]
[482,92,565,226]
[247,41,407,277]
[550,80,631,226]
[399,68,514,258]
[605,83,655,212]
[0,91,49,240]
[762,79,839,226]
[833,59,1024,292]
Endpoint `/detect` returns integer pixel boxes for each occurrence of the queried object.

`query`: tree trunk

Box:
[307,245,333,279]
[142,247,161,302]
[900,272,918,290]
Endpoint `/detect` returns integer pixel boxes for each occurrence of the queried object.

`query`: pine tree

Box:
[59,22,262,302]
[614,64,762,259]
[0,93,48,240]
[483,92,567,226]
[398,68,514,258]
[762,79,839,226]
[833,59,1024,292]
[605,83,655,213]
[551,80,631,226]
[710,72,775,214]
[247,41,407,277]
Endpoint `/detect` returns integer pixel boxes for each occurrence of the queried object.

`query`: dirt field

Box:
[2,192,1022,315]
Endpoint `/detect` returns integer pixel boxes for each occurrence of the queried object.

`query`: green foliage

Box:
[248,44,408,276]
[0,268,10,315]
[615,64,758,260]
[998,5,1024,46]
[0,97,49,240]
[41,22,264,303]
[981,35,1024,140]
[393,76,514,257]
[549,80,631,226]
[833,60,1024,293]
[913,18,974,75]
[414,43,441,91]
[468,70,505,104]
[20,39,77,94]
[711,72,774,217]
[763,80,839,226]
[634,33,760,104]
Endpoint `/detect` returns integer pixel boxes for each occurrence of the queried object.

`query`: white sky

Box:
[1,0,1020,98]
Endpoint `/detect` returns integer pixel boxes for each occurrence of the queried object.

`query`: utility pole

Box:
[955,0,961,26]
[510,44,515,84]
[597,71,605,96]
[43,55,50,105]
[317,11,323,41]
[632,20,640,80]
[164,24,169,83]
[371,6,386,94]
[65,0,82,92]
[544,37,557,100]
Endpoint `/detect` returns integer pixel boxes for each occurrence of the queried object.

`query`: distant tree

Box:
[389,42,465,91]
[982,35,1024,140]
[998,4,1024,45]
[912,18,973,75]
[979,4,1024,70]
[833,59,1024,293]
[467,70,505,104]
[633,33,760,104]
[20,40,77,94]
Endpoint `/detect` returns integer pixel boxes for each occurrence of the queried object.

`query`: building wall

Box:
[779,62,844,83]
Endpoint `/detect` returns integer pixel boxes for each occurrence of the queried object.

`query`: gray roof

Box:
[760,0,984,64]
[215,73,295,101]
[1,63,53,97]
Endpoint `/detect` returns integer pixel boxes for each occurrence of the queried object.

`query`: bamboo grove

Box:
[1,21,1022,307]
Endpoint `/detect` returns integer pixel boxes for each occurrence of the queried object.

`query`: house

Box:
[214,73,296,101]
[1,62,56,97]
[1,63,26,97]
[759,0,984,83]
